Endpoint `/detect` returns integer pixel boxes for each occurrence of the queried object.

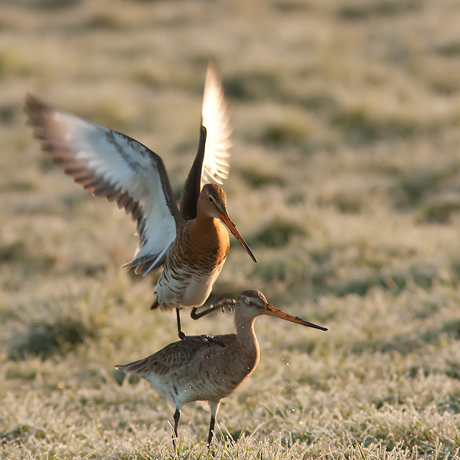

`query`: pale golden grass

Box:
[1,0,460,458]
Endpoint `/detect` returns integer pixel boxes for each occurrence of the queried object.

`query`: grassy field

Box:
[1,0,460,458]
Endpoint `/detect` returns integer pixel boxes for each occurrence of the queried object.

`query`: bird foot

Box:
[200,334,225,347]
[218,298,236,313]
[179,333,225,347]
[190,298,236,320]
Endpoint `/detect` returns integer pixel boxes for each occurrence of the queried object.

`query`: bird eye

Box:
[207,196,214,203]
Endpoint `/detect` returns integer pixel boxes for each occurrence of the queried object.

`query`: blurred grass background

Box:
[1,0,460,458]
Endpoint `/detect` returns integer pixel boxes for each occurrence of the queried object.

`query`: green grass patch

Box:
[331,107,418,144]
[339,0,419,20]
[224,71,279,100]
[251,219,307,248]
[240,168,285,189]
[330,264,438,298]
[8,315,96,360]
[434,41,460,57]
[261,119,311,146]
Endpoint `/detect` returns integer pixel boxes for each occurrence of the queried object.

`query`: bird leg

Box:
[172,408,180,449]
[198,334,225,347]
[176,307,186,340]
[207,401,221,447]
[190,298,236,320]
[176,305,220,344]
[190,305,216,320]
[174,302,227,346]
[207,415,216,447]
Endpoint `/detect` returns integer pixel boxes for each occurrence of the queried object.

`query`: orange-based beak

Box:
[263,303,327,331]
[220,211,257,263]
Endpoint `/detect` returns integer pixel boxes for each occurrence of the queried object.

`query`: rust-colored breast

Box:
[174,218,230,273]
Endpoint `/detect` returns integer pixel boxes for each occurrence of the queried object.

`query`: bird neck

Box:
[234,313,260,364]
[189,213,230,249]
[194,209,218,229]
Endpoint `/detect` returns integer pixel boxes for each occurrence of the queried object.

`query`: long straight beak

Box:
[220,211,257,263]
[263,303,327,331]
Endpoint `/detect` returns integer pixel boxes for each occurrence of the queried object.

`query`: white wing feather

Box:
[200,63,232,190]
[25,96,180,275]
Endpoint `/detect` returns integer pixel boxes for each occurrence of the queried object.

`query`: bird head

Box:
[199,184,257,263]
[236,289,327,331]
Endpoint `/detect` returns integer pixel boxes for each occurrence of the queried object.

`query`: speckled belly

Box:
[155,260,225,310]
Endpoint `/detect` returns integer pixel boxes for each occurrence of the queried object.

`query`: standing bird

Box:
[116,289,327,447]
[24,64,257,339]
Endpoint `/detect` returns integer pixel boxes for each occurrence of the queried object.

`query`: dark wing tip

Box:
[150,297,159,310]
[24,94,48,128]
[25,92,41,105]
[200,124,207,139]
[24,93,49,117]
[24,92,39,109]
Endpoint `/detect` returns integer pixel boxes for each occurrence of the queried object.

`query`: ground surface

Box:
[1,0,460,458]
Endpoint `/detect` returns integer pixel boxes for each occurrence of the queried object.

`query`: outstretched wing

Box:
[200,62,232,190]
[25,95,183,275]
[179,63,232,220]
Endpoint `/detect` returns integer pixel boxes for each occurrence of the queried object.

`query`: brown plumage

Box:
[152,182,256,339]
[117,290,327,447]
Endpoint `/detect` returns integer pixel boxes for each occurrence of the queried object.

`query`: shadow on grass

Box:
[417,196,460,224]
[249,219,308,248]
[390,164,460,210]
[0,241,56,273]
[8,317,96,361]
[353,318,460,357]
[240,169,285,189]
[14,0,80,9]
[434,41,460,57]
[260,119,311,146]
[338,0,420,21]
[329,265,437,298]
[330,107,419,145]
[224,71,279,101]
[0,423,47,446]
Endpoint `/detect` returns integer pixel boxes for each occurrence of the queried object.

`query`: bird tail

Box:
[115,364,129,373]
[116,358,148,374]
